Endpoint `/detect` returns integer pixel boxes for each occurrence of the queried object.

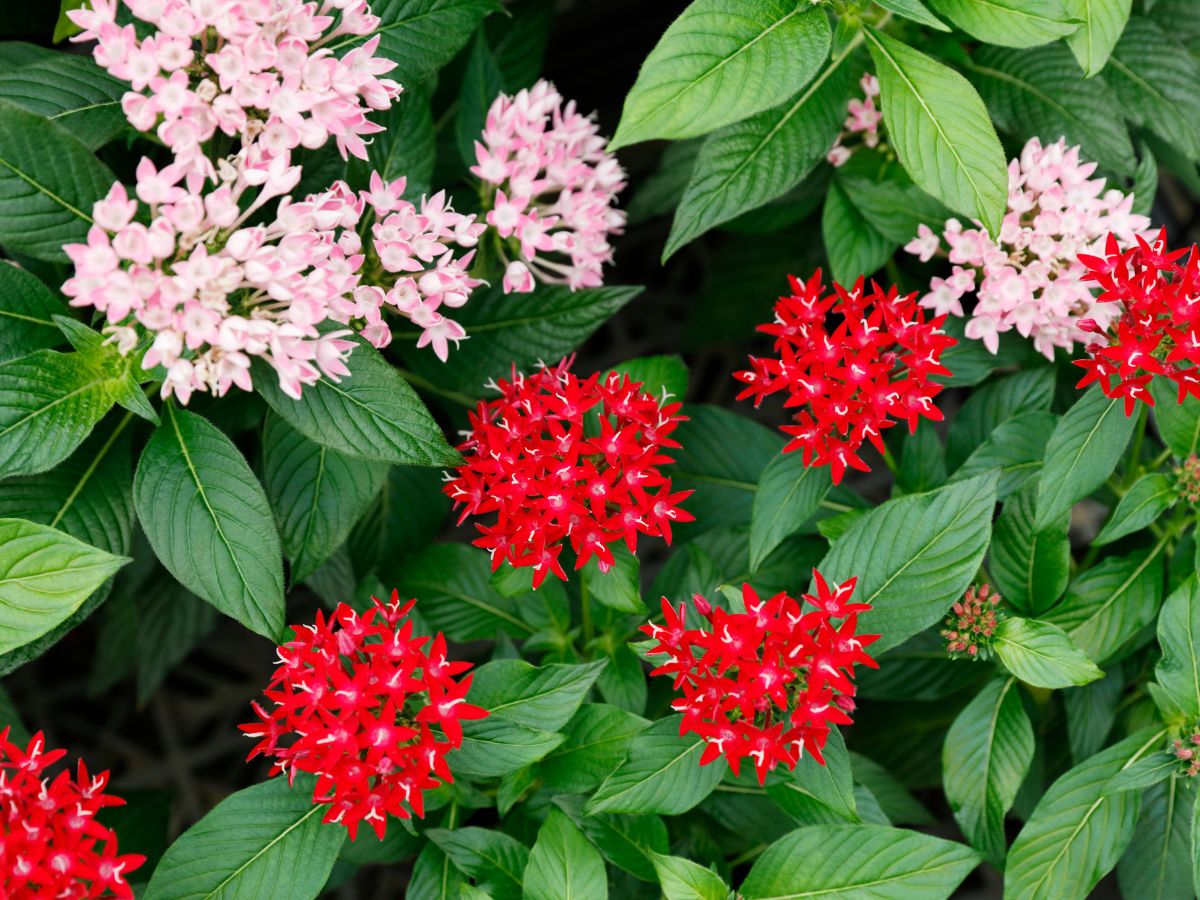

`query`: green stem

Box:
[1150,447,1173,471]
[881,445,899,475]
[580,578,594,650]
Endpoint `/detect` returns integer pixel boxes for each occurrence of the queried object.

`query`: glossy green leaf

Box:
[586,714,725,815]
[0,55,126,150]
[134,405,284,640]
[750,453,831,571]
[875,0,951,30]
[865,27,1007,236]
[967,44,1134,176]
[740,825,982,899]
[1094,473,1175,545]
[1117,777,1195,900]
[553,795,669,883]
[929,0,1078,48]
[610,0,831,148]
[0,262,66,363]
[143,776,345,900]
[822,178,894,284]
[1005,729,1166,900]
[427,827,528,900]
[1155,577,1200,721]
[540,703,649,793]
[1105,751,1177,792]
[1035,387,1135,530]
[951,411,1055,499]
[989,478,1070,617]
[1151,379,1200,459]
[262,414,386,583]
[447,717,565,778]
[523,808,607,900]
[818,472,998,654]
[1065,0,1131,76]
[0,517,127,654]
[943,677,1035,866]
[583,544,643,614]
[650,853,728,900]
[993,617,1104,689]
[456,32,505,168]
[664,42,858,257]
[253,338,458,467]
[946,369,1054,471]
[766,727,857,822]
[463,658,607,732]
[134,575,216,703]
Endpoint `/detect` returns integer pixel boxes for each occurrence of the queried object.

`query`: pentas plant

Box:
[13,0,1200,898]
[239,592,486,840]
[907,137,1152,359]
[641,574,878,783]
[734,271,955,483]
[1075,231,1200,413]
[444,356,693,587]
[0,730,144,898]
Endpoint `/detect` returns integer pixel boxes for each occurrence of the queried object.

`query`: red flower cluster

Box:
[640,572,879,784]
[941,583,1001,659]
[734,271,955,484]
[0,729,143,899]
[444,356,693,588]
[239,592,487,840]
[1076,229,1200,414]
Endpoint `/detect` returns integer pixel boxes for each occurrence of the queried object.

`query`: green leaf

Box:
[397,284,641,399]
[739,825,982,899]
[0,262,66,363]
[946,369,1055,471]
[347,82,434,199]
[143,776,345,900]
[253,338,459,467]
[1154,577,1200,721]
[993,617,1104,689]
[262,414,387,583]
[835,157,954,244]
[1064,666,1124,763]
[523,808,607,900]
[0,55,127,150]
[409,841,465,900]
[875,0,952,30]
[664,42,859,258]
[608,354,689,401]
[650,853,729,900]
[134,575,216,703]
[1035,387,1135,530]
[670,404,784,536]
[989,478,1070,617]
[865,27,1007,236]
[134,405,284,640]
[817,472,998,654]
[1103,16,1200,160]
[1104,751,1177,792]
[594,642,648,715]
[943,677,1035,866]
[427,827,529,900]
[582,544,644,614]
[1094,473,1175,545]
[0,517,127,654]
[1117,778,1195,900]
[447,717,565,778]
[586,714,725,815]
[333,0,502,85]
[609,0,832,148]
[347,464,448,575]
[951,411,1056,499]
[0,98,115,261]
[540,703,649,793]
[750,453,831,571]
[552,794,669,882]
[928,0,1079,48]
[1151,378,1200,459]
[822,178,895,284]
[389,544,537,640]
[464,658,607,732]
[489,0,553,91]
[967,44,1135,176]
[1044,546,1164,664]
[456,32,505,168]
[1005,728,1166,900]
[849,753,936,826]
[1065,0,1131,76]
[765,727,857,823]
[0,348,121,478]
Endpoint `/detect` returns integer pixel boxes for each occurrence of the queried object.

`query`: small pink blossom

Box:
[471,79,626,293]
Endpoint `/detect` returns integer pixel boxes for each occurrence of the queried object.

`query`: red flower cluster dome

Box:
[640,572,879,784]
[444,356,694,588]
[734,271,955,484]
[1076,230,1200,414]
[239,592,487,840]
[0,729,144,899]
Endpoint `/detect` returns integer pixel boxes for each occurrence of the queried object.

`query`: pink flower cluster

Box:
[905,137,1152,359]
[68,0,400,179]
[827,74,881,168]
[472,79,626,293]
[64,155,483,403]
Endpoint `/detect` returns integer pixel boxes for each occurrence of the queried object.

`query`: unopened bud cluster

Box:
[942,583,1002,660]
[1174,731,1200,777]
[1175,455,1200,504]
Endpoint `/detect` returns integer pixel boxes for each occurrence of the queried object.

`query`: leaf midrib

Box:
[591,736,704,810]
[199,803,325,898]
[0,150,94,224]
[751,857,974,899]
